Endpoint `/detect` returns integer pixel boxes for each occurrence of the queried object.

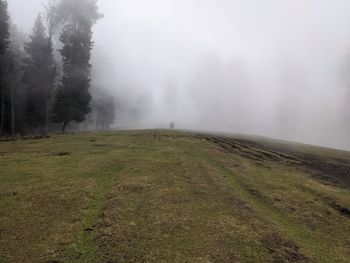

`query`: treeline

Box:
[0,0,115,137]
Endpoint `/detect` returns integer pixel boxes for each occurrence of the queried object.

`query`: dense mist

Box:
[8,0,350,149]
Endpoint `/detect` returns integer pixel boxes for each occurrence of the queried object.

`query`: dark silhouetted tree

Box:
[5,24,26,135]
[0,0,9,136]
[42,0,60,134]
[0,0,8,54]
[52,0,102,133]
[23,15,56,135]
[92,91,116,130]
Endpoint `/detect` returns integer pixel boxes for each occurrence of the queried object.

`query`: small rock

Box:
[52,151,71,156]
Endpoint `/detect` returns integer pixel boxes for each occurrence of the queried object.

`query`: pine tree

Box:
[43,0,60,135]
[0,0,8,55]
[92,90,116,130]
[52,0,101,133]
[0,0,9,136]
[23,15,56,135]
[6,24,26,136]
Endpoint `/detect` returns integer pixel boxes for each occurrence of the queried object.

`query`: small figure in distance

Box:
[170,121,175,129]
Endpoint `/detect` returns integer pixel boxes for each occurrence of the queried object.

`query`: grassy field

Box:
[0,130,349,263]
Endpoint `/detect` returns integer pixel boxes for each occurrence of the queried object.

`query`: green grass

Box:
[0,130,349,263]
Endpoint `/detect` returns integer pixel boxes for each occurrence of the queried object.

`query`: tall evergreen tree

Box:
[22,15,56,135]
[43,0,60,134]
[0,0,8,55]
[0,0,9,136]
[92,90,116,130]
[5,24,26,136]
[52,0,101,133]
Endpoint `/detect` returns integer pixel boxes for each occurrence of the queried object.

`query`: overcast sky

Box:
[8,0,350,149]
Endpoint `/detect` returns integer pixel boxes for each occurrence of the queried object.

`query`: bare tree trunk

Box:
[43,1,59,136]
[62,120,68,134]
[44,100,50,136]
[10,85,15,137]
[0,93,5,136]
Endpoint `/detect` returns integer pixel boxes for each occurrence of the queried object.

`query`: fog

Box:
[8,0,350,149]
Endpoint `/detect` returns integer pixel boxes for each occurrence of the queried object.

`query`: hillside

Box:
[0,130,350,263]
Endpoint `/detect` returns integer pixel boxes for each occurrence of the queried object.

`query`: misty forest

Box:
[0,0,113,137]
[1,1,350,263]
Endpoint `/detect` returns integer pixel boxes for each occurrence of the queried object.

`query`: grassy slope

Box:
[0,130,349,263]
